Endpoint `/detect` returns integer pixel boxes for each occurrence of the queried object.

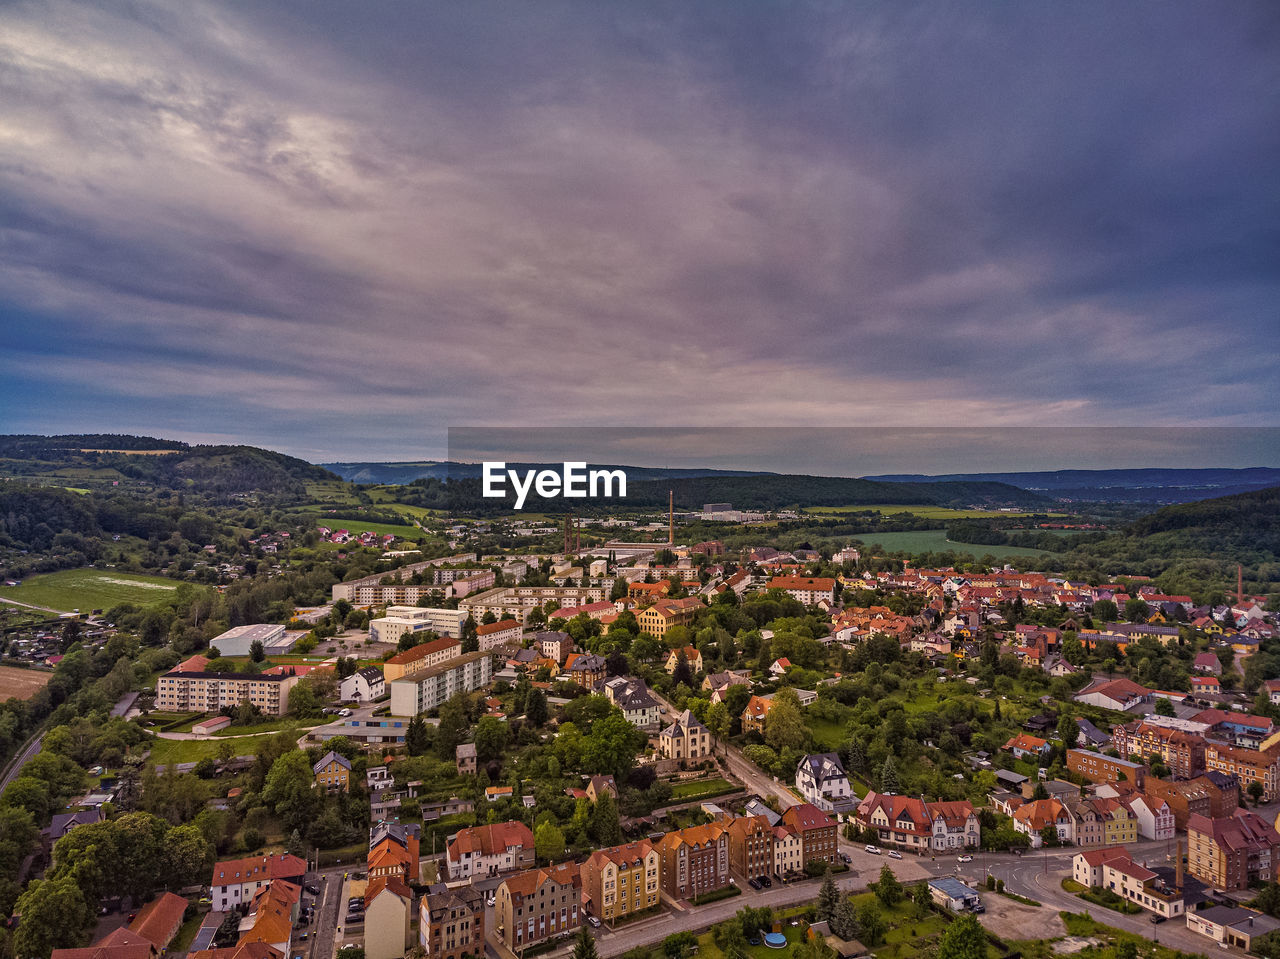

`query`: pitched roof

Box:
[477,619,521,635]
[128,892,189,949]
[501,861,581,901]
[586,840,655,868]
[312,750,352,775]
[384,636,460,665]
[780,803,835,833]
[447,821,534,861]
[365,875,413,908]
[211,854,306,889]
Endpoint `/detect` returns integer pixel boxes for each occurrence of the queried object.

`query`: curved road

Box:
[0,731,45,793]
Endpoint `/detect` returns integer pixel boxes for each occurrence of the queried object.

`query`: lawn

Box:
[313,519,422,539]
[670,777,736,800]
[0,665,52,701]
[1003,911,1187,959]
[848,529,1053,559]
[147,732,284,766]
[0,568,179,612]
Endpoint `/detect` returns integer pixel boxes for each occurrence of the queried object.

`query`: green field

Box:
[0,568,179,612]
[852,529,1052,559]
[314,518,422,539]
[805,503,1066,519]
[147,732,285,766]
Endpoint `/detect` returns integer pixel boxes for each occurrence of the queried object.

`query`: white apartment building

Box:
[389,650,494,715]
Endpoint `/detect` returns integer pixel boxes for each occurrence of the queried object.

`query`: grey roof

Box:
[662,708,707,737]
[568,653,606,672]
[313,750,352,775]
[356,666,384,682]
[743,798,780,826]
[928,877,980,900]
[798,752,847,785]
[602,677,658,710]
[1076,717,1110,746]
[371,819,420,848]
[456,743,477,759]
[1196,905,1280,934]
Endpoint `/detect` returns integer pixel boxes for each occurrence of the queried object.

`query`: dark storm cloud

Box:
[0,0,1277,461]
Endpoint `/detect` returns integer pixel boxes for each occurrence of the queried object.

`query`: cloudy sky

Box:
[2,1,1278,465]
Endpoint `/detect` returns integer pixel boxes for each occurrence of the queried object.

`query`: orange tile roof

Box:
[128,892,189,949]
[385,637,460,665]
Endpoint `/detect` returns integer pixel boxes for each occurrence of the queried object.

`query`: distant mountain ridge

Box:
[319,460,773,485]
[862,468,1280,504]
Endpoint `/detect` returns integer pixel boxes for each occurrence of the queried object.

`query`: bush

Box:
[986,875,996,890]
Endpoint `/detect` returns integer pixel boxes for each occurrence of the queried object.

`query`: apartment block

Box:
[656,823,730,900]
[1188,812,1280,890]
[389,650,493,716]
[580,841,661,922]
[156,669,298,716]
[1067,748,1146,787]
[726,815,774,880]
[495,862,582,950]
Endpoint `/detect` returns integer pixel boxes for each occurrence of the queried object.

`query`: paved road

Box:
[306,866,345,959]
[982,843,1225,955]
[0,731,45,793]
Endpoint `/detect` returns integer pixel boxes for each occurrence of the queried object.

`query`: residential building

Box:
[210,854,307,912]
[767,576,836,605]
[1071,849,1184,920]
[495,862,582,951]
[476,619,522,650]
[1205,738,1280,801]
[370,606,467,645]
[461,585,608,623]
[368,821,420,884]
[772,825,804,876]
[1114,719,1207,779]
[638,598,703,638]
[796,753,854,814]
[1003,734,1051,762]
[388,649,494,716]
[156,668,298,716]
[702,670,751,694]
[656,823,730,900]
[364,877,413,959]
[1122,794,1175,841]
[726,815,775,880]
[382,636,463,682]
[1011,799,1074,847]
[856,793,933,853]
[563,652,607,688]
[339,666,386,704]
[312,751,352,793]
[126,893,189,952]
[586,775,617,802]
[741,695,773,735]
[663,645,704,675]
[580,841,661,922]
[446,821,535,880]
[780,803,837,867]
[1188,811,1280,890]
[419,885,485,959]
[926,800,981,850]
[537,631,573,664]
[1066,749,1146,787]
[660,709,712,761]
[456,743,477,776]
[1146,774,1238,830]
[599,676,662,730]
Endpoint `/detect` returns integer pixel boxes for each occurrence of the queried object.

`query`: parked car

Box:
[305,883,321,896]
[957,855,973,863]
[760,875,772,887]
[747,877,762,890]
[888,850,903,860]
[865,845,880,855]
[1149,915,1167,924]
[971,903,985,914]
[587,916,601,928]
[839,853,852,864]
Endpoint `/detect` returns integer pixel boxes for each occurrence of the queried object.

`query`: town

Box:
[3,486,1280,959]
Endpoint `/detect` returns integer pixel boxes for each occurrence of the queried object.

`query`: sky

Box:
[2,1,1278,465]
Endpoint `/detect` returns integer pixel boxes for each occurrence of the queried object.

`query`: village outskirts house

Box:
[312,751,352,793]
[795,753,855,815]
[339,666,385,703]
[659,709,712,762]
